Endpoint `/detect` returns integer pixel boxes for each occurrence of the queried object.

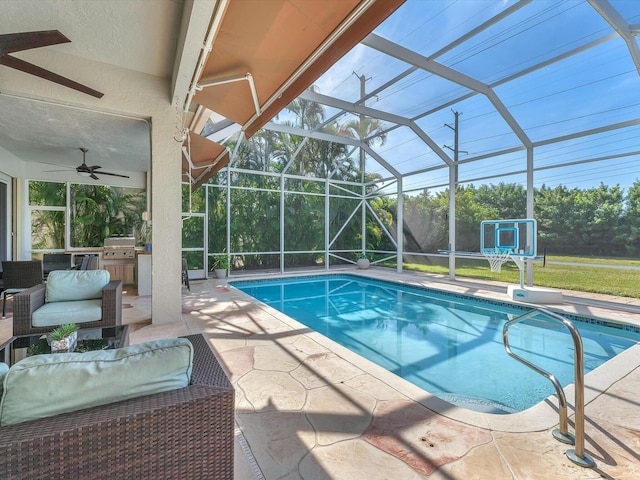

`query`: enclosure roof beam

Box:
[533,118,640,148]
[296,0,532,170]
[457,146,526,166]
[588,0,640,75]
[264,121,401,177]
[338,66,418,144]
[362,33,532,149]
[283,137,309,174]
[406,32,616,127]
[429,0,533,60]
[299,89,452,166]
[299,89,409,128]
[326,0,532,150]
[345,0,531,126]
[328,145,360,178]
[303,67,418,145]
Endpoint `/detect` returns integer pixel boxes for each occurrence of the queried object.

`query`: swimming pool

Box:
[232,275,640,413]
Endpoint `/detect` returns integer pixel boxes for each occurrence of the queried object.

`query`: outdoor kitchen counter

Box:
[137,252,151,295]
[102,237,136,285]
[65,250,102,270]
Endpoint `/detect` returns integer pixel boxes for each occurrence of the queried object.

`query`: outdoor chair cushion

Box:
[32,299,103,327]
[45,269,110,303]
[0,337,193,426]
[0,363,7,396]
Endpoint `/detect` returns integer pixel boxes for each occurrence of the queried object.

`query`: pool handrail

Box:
[503,307,595,468]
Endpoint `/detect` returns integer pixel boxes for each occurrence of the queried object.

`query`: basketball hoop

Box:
[482,248,512,273]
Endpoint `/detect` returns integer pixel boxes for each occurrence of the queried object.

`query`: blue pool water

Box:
[232,275,640,413]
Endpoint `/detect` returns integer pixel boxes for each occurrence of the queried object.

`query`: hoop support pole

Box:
[511,255,525,288]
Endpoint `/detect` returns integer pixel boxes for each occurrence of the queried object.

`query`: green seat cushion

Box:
[46,270,110,302]
[32,299,103,327]
[0,337,193,426]
[0,363,8,396]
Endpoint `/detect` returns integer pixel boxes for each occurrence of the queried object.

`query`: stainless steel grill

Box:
[103,236,136,258]
[102,236,136,285]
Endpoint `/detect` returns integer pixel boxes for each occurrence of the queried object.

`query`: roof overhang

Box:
[183,0,404,186]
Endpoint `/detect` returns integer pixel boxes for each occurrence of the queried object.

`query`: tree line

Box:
[401,182,640,257]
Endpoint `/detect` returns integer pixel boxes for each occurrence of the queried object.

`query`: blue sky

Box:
[294,0,640,193]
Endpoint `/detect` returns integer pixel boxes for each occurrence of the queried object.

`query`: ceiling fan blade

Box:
[93,171,130,179]
[0,30,70,55]
[90,174,100,180]
[88,165,101,171]
[0,55,104,98]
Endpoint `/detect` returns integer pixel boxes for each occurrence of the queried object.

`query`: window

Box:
[28,180,146,252]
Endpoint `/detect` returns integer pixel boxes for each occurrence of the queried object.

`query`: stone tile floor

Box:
[179,269,640,479]
[2,270,639,479]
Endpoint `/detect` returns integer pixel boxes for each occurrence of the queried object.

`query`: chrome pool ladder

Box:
[503,308,595,468]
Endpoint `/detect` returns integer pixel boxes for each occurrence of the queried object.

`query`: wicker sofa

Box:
[0,334,235,479]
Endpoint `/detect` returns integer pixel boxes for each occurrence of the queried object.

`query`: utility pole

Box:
[353,72,371,180]
[444,110,466,184]
[443,110,466,280]
[353,71,371,255]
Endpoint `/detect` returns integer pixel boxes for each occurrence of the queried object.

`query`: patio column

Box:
[448,163,456,280]
[150,107,184,324]
[526,146,534,287]
[397,176,403,273]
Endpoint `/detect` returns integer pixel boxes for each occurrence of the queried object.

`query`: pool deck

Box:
[4,269,637,479]
[128,267,640,480]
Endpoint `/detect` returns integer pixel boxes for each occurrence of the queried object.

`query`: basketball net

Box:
[481,248,512,273]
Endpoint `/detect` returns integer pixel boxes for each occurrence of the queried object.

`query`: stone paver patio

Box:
[133,269,640,479]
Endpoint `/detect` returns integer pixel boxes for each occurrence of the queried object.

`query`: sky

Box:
[278,0,640,194]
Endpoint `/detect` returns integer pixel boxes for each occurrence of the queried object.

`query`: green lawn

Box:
[543,254,640,267]
[402,255,640,299]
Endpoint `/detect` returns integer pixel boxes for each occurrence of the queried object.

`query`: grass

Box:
[542,254,640,267]
[402,255,640,299]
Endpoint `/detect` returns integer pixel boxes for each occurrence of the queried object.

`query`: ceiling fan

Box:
[75,147,129,180]
[0,30,103,98]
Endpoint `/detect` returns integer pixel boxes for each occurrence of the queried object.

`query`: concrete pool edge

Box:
[227,269,640,434]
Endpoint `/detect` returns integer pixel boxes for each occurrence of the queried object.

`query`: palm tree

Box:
[338,116,387,147]
[286,85,324,129]
[281,86,352,178]
[337,114,388,253]
[338,115,387,181]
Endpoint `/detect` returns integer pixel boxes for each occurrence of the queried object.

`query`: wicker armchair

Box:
[12,274,122,336]
[1,260,43,318]
[0,334,235,479]
[42,253,72,278]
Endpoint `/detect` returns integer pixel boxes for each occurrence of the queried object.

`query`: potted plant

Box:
[356,252,370,269]
[212,255,229,279]
[142,221,152,253]
[48,323,78,353]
